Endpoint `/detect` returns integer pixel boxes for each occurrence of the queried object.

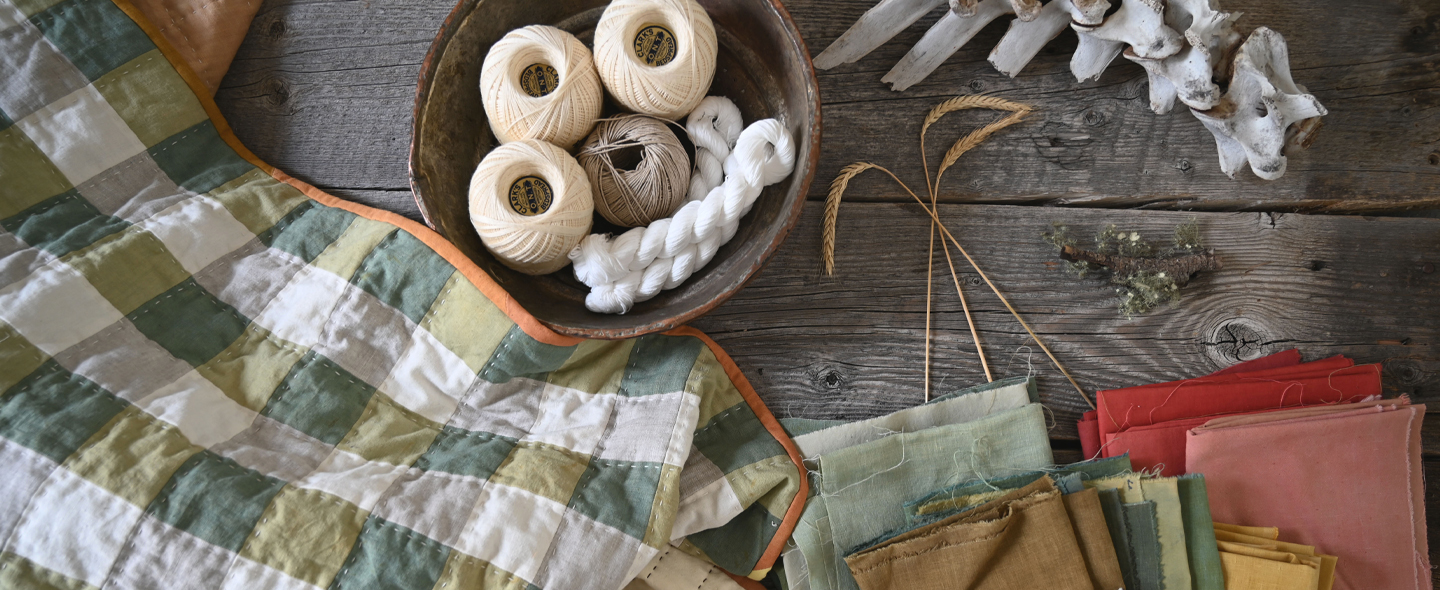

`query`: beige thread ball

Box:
[469,139,594,275]
[480,25,603,149]
[593,0,717,120]
[577,116,692,228]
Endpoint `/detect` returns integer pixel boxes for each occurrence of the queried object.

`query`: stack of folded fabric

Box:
[1210,522,1339,590]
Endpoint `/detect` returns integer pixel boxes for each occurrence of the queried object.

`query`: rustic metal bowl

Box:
[410,0,820,339]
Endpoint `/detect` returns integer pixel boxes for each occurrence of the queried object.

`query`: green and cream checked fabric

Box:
[0,1,804,588]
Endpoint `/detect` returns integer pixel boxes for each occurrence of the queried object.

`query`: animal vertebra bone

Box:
[813,0,1325,180]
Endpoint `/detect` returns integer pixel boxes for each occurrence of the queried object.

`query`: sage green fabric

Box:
[904,454,1133,523]
[1141,478,1193,590]
[1124,500,1165,590]
[1177,474,1224,590]
[1099,488,1139,590]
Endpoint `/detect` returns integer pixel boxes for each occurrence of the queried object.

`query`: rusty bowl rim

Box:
[408,0,822,340]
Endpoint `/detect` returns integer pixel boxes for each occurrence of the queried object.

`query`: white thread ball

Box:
[469,139,594,275]
[480,25,603,149]
[593,0,717,120]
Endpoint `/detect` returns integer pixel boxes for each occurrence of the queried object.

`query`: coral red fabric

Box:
[1187,402,1431,590]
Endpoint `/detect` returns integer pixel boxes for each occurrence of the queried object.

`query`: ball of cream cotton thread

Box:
[480,25,603,149]
[469,139,594,275]
[577,115,692,228]
[593,0,717,120]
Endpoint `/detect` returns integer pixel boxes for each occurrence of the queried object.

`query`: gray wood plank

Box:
[688,202,1440,448]
[214,0,1440,213]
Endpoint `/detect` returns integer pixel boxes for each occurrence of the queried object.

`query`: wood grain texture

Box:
[215,0,1440,213]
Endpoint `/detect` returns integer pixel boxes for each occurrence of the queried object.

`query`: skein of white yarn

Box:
[470,139,594,275]
[593,0,718,120]
[480,25,603,149]
[570,105,795,314]
[685,96,743,202]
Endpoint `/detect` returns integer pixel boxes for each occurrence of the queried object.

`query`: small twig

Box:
[1060,246,1222,286]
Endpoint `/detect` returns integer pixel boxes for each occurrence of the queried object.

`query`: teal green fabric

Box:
[1178,474,1224,590]
[799,403,1052,590]
[904,453,1133,522]
[1098,488,1137,590]
[1123,501,1165,590]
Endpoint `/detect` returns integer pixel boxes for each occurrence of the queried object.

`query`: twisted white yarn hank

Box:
[577,115,691,228]
[480,25,602,149]
[685,96,743,202]
[593,0,718,120]
[470,139,594,276]
[569,103,796,314]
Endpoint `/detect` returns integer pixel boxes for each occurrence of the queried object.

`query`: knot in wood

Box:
[808,364,848,392]
[1204,317,1276,365]
[1383,358,1430,388]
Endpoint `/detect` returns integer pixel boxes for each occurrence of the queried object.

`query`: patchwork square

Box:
[147,450,286,553]
[0,1,28,29]
[29,0,151,80]
[209,415,333,482]
[619,334,705,397]
[197,323,305,413]
[479,325,577,384]
[63,224,190,314]
[413,425,517,481]
[419,271,511,373]
[11,0,65,18]
[3,190,128,258]
[0,320,48,394]
[376,324,474,424]
[0,228,57,290]
[0,360,126,463]
[138,369,259,448]
[685,502,781,576]
[293,448,407,512]
[257,200,353,264]
[106,514,233,590]
[66,405,199,509]
[545,339,634,396]
[0,435,59,543]
[0,258,122,356]
[448,376,546,440]
[308,217,397,285]
[193,240,305,323]
[433,552,531,590]
[74,151,192,222]
[488,441,590,505]
[148,120,254,194]
[337,393,441,467]
[522,386,617,456]
[0,551,93,590]
[246,261,348,349]
[371,468,487,548]
[240,486,367,588]
[595,392,692,464]
[329,517,451,590]
[262,350,376,445]
[92,49,207,147]
[567,458,663,541]
[689,347,747,427]
[350,229,454,324]
[311,285,414,387]
[136,194,257,274]
[455,481,566,583]
[9,466,146,588]
[533,508,645,590]
[0,125,72,219]
[690,401,787,475]
[54,318,191,402]
[16,84,147,186]
[128,277,250,367]
[206,169,308,235]
[0,21,87,123]
[221,555,320,590]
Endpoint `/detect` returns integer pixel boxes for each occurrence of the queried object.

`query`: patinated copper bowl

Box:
[410,0,820,339]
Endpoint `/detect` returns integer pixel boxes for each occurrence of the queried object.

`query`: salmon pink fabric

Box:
[1187,403,1431,590]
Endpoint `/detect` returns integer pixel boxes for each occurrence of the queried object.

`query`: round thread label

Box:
[633,24,677,67]
[508,176,553,216]
[518,63,559,97]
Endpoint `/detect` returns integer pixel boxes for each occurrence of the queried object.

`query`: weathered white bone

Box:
[883,0,1013,90]
[1124,0,1240,113]
[1071,0,1184,81]
[1190,27,1327,179]
[813,0,946,69]
[1007,0,1043,22]
[949,0,979,17]
[989,0,1110,77]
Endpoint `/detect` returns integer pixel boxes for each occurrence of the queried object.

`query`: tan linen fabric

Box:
[1214,531,1338,590]
[131,0,261,93]
[1064,489,1126,590]
[845,477,1094,590]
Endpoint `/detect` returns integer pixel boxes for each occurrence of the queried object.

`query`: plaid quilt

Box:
[0,1,806,588]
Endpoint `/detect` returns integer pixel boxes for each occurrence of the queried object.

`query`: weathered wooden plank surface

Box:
[688,202,1440,447]
[215,0,1440,213]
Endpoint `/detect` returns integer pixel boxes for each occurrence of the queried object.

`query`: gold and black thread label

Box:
[518,63,559,97]
[507,176,553,216]
[633,24,677,67]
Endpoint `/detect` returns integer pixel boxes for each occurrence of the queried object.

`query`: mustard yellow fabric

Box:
[1214,522,1280,540]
